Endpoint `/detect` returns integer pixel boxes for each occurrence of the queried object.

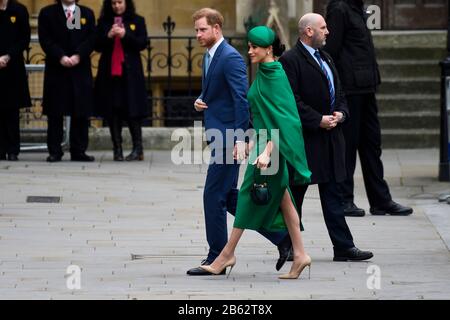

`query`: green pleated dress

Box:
[233,61,311,232]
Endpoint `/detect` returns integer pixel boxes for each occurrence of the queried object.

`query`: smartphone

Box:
[114,16,123,27]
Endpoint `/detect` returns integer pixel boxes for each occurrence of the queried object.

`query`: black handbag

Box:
[250,167,272,206]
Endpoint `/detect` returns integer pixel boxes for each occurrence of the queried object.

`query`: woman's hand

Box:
[115,26,126,38]
[107,27,116,38]
[252,152,270,170]
[252,141,272,170]
[108,24,126,38]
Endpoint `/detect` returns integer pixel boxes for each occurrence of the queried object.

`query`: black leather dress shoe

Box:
[276,234,292,271]
[343,202,365,217]
[333,247,374,262]
[7,154,19,161]
[1,154,7,160]
[370,201,413,216]
[186,260,226,276]
[71,153,95,162]
[46,154,63,163]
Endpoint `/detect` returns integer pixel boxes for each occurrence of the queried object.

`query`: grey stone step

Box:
[378,111,440,130]
[379,60,440,78]
[377,94,440,113]
[372,30,446,49]
[381,129,439,148]
[378,78,440,95]
[21,127,202,152]
[375,47,447,61]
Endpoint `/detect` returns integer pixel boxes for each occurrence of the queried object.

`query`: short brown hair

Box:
[192,8,224,28]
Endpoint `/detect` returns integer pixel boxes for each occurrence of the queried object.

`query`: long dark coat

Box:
[0,0,31,109]
[279,41,349,184]
[324,0,381,95]
[38,4,96,117]
[94,14,149,119]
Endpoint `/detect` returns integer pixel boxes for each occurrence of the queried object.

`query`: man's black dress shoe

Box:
[333,247,374,262]
[7,154,19,161]
[370,201,413,216]
[187,260,226,276]
[71,153,95,162]
[343,202,365,217]
[276,234,292,271]
[0,154,7,160]
[46,154,63,163]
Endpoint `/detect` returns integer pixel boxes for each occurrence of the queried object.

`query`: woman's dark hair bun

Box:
[272,36,286,57]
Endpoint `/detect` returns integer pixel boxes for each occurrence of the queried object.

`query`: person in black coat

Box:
[324,0,413,217]
[38,0,96,162]
[279,13,373,261]
[0,0,31,161]
[94,0,148,161]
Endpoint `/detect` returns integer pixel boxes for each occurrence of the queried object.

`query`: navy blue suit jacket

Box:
[200,40,249,147]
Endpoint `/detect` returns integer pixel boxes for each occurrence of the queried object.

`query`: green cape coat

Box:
[234,61,311,232]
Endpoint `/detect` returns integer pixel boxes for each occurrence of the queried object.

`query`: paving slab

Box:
[0,149,449,300]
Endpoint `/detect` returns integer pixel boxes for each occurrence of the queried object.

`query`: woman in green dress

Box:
[201,26,312,279]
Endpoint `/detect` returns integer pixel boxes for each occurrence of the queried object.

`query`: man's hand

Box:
[246,140,255,157]
[60,56,73,68]
[69,55,80,67]
[333,111,344,123]
[320,115,338,130]
[0,55,11,69]
[194,99,208,112]
[233,141,246,161]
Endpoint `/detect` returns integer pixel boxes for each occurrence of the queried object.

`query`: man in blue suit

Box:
[187,8,293,276]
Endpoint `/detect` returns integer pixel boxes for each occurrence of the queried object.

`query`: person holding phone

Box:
[94,0,148,161]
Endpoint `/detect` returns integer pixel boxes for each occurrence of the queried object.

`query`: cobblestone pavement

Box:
[0,149,449,300]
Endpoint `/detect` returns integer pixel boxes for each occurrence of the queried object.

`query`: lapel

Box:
[202,40,227,96]
[319,49,339,84]
[56,4,73,45]
[57,4,71,26]
[296,41,328,83]
[202,53,207,90]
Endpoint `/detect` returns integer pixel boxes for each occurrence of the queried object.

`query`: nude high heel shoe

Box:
[278,255,312,280]
[200,256,236,278]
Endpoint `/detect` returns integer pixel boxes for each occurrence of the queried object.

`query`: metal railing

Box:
[24,16,252,128]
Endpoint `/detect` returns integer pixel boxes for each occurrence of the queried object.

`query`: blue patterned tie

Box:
[314,50,335,111]
[204,52,211,76]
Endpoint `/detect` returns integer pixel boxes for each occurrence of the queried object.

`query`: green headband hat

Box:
[247,26,275,47]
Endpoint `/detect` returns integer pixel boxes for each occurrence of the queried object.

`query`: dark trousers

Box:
[204,149,286,263]
[0,108,20,156]
[340,93,392,207]
[108,113,143,151]
[47,115,89,156]
[290,180,355,250]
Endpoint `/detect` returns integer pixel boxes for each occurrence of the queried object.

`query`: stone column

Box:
[298,0,313,16]
[236,0,290,40]
[287,0,314,45]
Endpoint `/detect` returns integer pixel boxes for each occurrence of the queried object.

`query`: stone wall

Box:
[23,0,238,36]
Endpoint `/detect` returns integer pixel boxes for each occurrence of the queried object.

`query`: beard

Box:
[312,37,326,49]
[199,36,216,48]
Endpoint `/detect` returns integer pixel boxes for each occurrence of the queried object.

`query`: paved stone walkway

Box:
[0,149,449,300]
